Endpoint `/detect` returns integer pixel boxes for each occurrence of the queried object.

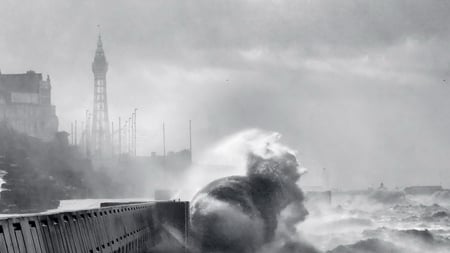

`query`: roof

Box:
[0,71,43,93]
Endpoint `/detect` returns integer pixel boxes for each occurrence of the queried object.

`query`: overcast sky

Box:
[1,0,450,189]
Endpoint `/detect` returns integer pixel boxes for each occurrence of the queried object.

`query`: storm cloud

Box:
[0,0,449,189]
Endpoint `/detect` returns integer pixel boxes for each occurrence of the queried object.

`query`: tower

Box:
[91,33,110,156]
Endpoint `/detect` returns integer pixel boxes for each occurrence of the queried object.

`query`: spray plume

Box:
[186,129,317,253]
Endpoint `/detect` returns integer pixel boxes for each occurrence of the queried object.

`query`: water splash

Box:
[180,129,303,200]
[186,129,316,252]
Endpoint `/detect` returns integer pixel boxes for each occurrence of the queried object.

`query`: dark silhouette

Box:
[190,150,308,253]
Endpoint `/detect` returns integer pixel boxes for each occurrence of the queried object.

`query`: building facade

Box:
[0,70,58,140]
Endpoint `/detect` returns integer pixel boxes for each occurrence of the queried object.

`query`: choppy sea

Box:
[301,190,450,253]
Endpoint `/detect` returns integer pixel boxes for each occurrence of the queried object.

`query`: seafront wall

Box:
[0,201,189,253]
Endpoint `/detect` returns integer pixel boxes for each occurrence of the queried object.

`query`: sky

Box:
[0,0,450,189]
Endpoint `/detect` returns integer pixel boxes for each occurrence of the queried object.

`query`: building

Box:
[0,70,58,140]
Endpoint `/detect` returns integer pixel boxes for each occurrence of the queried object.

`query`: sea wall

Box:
[0,201,189,253]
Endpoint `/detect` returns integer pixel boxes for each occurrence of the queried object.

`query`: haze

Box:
[0,0,449,189]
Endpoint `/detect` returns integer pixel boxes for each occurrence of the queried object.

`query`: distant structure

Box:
[404,185,443,195]
[0,70,58,140]
[91,33,110,156]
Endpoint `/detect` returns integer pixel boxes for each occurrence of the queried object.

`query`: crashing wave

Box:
[327,238,405,253]
[432,190,450,203]
[367,189,407,205]
[363,227,450,252]
[189,131,315,253]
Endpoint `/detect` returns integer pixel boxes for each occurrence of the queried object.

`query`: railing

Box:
[0,201,189,253]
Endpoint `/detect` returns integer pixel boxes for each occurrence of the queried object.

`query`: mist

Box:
[2,2,450,252]
[1,0,449,189]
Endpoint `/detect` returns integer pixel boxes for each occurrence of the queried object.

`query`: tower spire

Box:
[95,26,105,58]
[96,25,103,50]
[97,34,103,48]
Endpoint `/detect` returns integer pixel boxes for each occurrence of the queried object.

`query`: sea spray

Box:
[187,129,316,253]
[180,129,299,199]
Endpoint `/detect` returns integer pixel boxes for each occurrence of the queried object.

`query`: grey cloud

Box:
[0,0,450,189]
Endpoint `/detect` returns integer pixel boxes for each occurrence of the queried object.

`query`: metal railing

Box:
[0,201,189,253]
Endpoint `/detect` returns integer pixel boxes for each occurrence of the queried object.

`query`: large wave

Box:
[184,129,450,253]
[188,129,316,253]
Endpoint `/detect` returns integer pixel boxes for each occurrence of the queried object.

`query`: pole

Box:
[81,121,84,148]
[189,120,192,162]
[129,117,132,154]
[71,122,73,145]
[131,112,135,156]
[75,120,78,146]
[163,122,166,158]
[85,110,89,156]
[124,120,128,155]
[134,108,137,156]
[111,121,114,156]
[118,117,121,155]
